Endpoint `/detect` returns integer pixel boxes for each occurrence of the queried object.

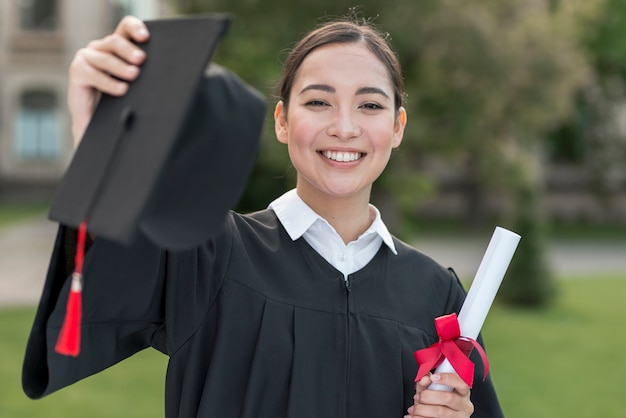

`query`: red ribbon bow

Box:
[414,313,489,388]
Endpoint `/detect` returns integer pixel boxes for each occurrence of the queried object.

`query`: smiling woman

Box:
[23,14,502,418]
[274,41,406,240]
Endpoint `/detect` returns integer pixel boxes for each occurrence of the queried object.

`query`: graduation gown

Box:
[23,209,504,417]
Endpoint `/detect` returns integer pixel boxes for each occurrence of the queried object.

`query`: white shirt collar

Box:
[268,189,397,255]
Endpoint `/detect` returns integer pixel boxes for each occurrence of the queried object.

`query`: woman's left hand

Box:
[404,373,474,418]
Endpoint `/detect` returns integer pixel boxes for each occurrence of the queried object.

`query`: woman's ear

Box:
[274,101,288,144]
[392,107,407,148]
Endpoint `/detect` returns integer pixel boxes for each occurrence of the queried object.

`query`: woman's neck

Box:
[296,186,374,244]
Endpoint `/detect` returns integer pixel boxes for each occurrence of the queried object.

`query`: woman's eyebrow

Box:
[356,86,390,99]
[299,84,335,94]
[299,84,390,99]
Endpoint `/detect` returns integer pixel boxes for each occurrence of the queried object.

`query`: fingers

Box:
[72,15,149,91]
[422,373,471,397]
[67,16,149,145]
[406,373,474,418]
[87,34,146,67]
[114,15,150,44]
[90,18,149,67]
[71,17,148,95]
[70,46,140,96]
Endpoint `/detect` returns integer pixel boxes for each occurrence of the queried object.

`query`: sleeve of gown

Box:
[22,221,231,400]
[444,268,505,418]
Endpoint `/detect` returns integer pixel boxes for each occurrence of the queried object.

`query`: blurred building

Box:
[0,0,167,199]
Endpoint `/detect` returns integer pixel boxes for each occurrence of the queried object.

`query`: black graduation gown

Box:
[23,209,504,417]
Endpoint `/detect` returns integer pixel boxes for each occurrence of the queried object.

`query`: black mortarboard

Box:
[49,14,266,251]
[50,14,265,357]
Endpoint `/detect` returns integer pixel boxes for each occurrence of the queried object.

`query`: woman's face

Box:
[274,42,406,204]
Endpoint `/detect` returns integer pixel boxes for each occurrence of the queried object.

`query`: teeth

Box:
[322,151,363,162]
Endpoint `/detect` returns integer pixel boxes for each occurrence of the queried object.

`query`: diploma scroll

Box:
[429,226,521,391]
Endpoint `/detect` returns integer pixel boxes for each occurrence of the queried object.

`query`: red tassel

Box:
[55,221,87,357]
[54,273,82,356]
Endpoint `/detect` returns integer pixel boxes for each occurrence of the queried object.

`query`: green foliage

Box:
[585,0,626,79]
[545,0,626,206]
[381,0,590,223]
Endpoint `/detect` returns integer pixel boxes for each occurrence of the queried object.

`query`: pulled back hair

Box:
[278,17,404,115]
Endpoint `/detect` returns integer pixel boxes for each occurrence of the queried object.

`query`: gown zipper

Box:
[344,276,352,417]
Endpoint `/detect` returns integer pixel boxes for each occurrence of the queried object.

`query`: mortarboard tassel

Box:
[55,221,88,357]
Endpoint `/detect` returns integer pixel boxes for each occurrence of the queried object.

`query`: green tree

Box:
[550,0,626,210]
[385,1,591,225]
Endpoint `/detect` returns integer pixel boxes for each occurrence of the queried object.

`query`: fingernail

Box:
[114,82,128,95]
[132,49,145,60]
[126,65,139,76]
[137,27,149,38]
[431,373,441,382]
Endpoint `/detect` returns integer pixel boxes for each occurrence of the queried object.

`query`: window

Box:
[14,90,62,160]
[11,0,63,50]
[17,0,59,31]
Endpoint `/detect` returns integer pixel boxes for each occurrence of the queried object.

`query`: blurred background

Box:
[1,0,625,417]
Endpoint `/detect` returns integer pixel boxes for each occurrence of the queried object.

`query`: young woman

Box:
[23,15,503,418]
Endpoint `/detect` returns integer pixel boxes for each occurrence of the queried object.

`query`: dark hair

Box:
[278,18,404,115]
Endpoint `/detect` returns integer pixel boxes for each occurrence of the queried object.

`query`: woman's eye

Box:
[305,100,328,107]
[360,102,383,110]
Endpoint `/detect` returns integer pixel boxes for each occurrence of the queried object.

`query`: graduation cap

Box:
[50,14,266,356]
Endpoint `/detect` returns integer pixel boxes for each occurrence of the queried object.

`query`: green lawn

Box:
[0,203,47,229]
[485,274,626,417]
[0,308,167,418]
[1,276,625,417]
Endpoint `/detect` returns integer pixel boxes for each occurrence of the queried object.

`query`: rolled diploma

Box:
[429,226,521,391]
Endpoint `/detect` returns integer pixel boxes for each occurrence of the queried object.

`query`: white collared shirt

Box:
[268,189,397,279]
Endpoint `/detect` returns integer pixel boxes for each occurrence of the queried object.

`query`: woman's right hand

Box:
[68,15,150,148]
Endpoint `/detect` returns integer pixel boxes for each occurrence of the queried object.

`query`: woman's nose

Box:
[327,109,360,140]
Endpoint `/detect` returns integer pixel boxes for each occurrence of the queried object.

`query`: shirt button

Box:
[338,252,347,262]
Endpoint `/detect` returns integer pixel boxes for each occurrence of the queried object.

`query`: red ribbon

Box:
[414,313,489,388]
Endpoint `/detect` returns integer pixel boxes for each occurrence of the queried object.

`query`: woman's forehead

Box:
[292,43,392,94]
